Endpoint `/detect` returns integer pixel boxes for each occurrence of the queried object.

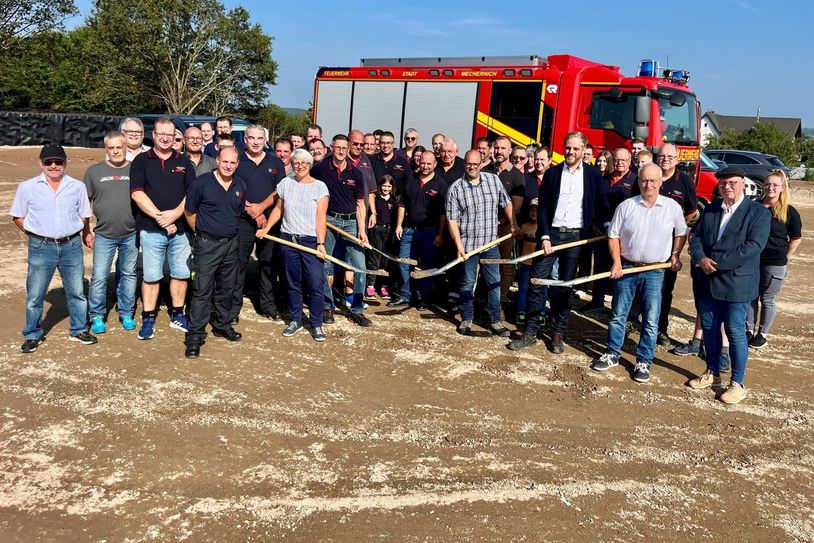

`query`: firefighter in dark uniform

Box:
[183,147,246,359]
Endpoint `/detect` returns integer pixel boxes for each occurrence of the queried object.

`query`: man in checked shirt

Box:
[446,149,516,337]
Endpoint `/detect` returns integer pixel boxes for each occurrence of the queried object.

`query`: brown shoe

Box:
[720,381,747,404]
[549,333,564,354]
[687,369,722,390]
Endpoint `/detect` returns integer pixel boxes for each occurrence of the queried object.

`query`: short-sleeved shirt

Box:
[608,169,637,212]
[399,174,447,229]
[445,172,510,252]
[631,168,697,215]
[129,149,196,232]
[187,153,217,177]
[235,151,285,206]
[351,153,378,196]
[83,161,135,238]
[10,173,92,238]
[761,205,802,266]
[496,164,526,199]
[374,194,396,226]
[276,177,329,237]
[608,195,688,263]
[435,156,466,186]
[185,172,247,238]
[373,153,412,194]
[311,159,366,214]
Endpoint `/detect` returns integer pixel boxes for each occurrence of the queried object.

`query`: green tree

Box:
[79,0,276,115]
[706,122,799,167]
[0,0,76,54]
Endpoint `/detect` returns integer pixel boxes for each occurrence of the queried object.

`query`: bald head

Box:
[612,147,631,174]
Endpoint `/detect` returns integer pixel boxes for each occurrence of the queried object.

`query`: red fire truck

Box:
[313,54,702,177]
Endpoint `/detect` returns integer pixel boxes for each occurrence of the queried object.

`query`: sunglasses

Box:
[405,137,417,141]
[43,159,65,166]
[174,138,184,142]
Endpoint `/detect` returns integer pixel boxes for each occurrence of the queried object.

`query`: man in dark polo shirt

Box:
[372,131,411,195]
[631,143,698,346]
[130,116,197,340]
[183,147,246,358]
[389,151,448,309]
[348,129,377,218]
[311,134,372,327]
[520,146,552,225]
[230,125,286,323]
[493,136,526,305]
[436,137,465,185]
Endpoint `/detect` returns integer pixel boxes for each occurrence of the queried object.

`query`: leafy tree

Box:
[258,104,311,142]
[706,122,799,167]
[0,0,76,54]
[79,0,276,115]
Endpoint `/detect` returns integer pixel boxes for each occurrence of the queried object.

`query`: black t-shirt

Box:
[435,156,466,186]
[372,153,412,195]
[235,151,285,205]
[400,174,448,228]
[608,170,637,212]
[130,149,196,232]
[374,194,396,226]
[497,164,526,199]
[761,205,802,266]
[632,169,697,214]
[185,173,247,238]
[311,159,366,214]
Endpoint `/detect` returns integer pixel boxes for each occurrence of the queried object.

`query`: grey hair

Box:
[291,148,314,167]
[119,117,144,131]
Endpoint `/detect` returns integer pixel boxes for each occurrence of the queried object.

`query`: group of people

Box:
[10,119,802,403]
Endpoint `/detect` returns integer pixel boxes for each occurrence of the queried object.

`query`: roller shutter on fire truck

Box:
[314,80,478,152]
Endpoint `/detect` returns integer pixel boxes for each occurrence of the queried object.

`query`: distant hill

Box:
[804,127,814,137]
[283,107,307,116]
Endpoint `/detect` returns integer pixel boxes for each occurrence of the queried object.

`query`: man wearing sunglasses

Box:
[11,144,96,352]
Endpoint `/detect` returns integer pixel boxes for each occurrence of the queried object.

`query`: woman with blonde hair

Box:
[746,170,802,348]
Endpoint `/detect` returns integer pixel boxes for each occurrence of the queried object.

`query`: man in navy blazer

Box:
[509,131,610,353]
[687,166,770,404]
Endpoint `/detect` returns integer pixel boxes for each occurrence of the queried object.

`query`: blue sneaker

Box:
[169,312,189,332]
[91,316,107,334]
[138,316,156,340]
[120,315,137,331]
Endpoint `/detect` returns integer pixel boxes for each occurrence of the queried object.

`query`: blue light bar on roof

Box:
[638,59,659,77]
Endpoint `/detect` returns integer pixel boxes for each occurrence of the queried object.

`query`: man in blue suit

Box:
[687,166,770,404]
[509,131,610,353]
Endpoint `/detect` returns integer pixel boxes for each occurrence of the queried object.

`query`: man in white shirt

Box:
[590,164,688,382]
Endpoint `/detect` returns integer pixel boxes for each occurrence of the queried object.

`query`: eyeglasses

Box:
[717,179,741,187]
[351,141,364,146]
[123,130,143,136]
[43,159,64,166]
[174,138,183,142]
[658,155,678,161]
[154,133,175,139]
[464,162,481,168]
[333,146,348,152]
[292,161,310,168]
[186,136,202,142]
[511,156,527,161]
[613,158,630,163]
[405,137,417,142]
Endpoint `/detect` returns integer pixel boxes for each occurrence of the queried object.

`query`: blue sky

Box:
[70,0,814,126]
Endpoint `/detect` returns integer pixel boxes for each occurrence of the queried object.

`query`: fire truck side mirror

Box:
[634,126,649,139]
[669,93,687,107]
[634,96,651,124]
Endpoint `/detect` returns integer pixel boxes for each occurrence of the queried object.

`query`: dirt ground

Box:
[1,146,813,542]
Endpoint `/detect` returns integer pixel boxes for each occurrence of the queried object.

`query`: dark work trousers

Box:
[590,242,612,306]
[186,233,239,345]
[524,229,582,338]
[281,233,324,328]
[658,267,679,335]
[366,224,391,289]
[232,214,284,319]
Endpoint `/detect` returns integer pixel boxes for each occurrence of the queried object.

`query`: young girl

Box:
[366,175,397,298]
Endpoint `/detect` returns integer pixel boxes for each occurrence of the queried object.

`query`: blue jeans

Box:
[459,245,501,323]
[698,291,749,384]
[89,233,137,319]
[24,235,88,339]
[746,264,787,337]
[398,227,437,302]
[606,267,665,364]
[323,215,366,313]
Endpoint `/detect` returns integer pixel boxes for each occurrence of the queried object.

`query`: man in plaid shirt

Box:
[446,149,516,337]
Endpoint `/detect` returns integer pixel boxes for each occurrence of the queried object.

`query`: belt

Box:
[622,257,663,267]
[196,231,235,243]
[551,226,581,233]
[27,231,81,243]
[328,211,356,220]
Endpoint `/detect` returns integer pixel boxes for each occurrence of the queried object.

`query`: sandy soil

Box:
[1,146,813,542]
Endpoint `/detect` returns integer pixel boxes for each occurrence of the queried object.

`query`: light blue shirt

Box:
[10,173,92,238]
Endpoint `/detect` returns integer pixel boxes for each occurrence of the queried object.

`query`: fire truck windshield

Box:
[658,89,698,145]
